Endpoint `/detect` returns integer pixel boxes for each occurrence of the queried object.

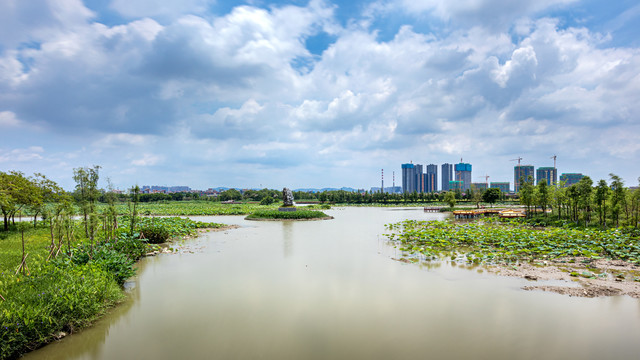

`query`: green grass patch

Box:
[246,209,330,220]
[106,201,276,216]
[0,216,228,359]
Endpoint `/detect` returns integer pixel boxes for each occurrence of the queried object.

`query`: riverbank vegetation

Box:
[246,209,331,220]
[0,168,226,359]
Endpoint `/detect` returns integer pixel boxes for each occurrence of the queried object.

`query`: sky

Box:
[1,0,639,191]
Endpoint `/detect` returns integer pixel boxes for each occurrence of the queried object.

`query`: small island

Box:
[246,188,333,221]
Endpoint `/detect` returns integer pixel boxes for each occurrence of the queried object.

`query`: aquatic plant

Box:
[385,219,640,265]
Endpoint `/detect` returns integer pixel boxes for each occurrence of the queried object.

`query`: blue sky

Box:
[1,0,639,191]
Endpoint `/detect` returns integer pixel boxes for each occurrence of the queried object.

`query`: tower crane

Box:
[510,157,523,166]
[550,155,557,169]
[511,157,524,192]
[477,174,490,187]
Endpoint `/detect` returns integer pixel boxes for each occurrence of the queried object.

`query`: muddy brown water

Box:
[24,207,640,359]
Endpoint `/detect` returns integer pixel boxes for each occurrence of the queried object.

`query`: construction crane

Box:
[550,155,557,169]
[511,157,523,192]
[510,157,523,166]
[477,174,490,187]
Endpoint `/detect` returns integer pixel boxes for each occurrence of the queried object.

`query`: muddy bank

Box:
[486,258,640,298]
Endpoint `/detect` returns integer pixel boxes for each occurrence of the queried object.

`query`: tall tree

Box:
[594,179,609,228]
[519,180,534,217]
[536,179,550,215]
[577,176,593,226]
[609,174,625,227]
[73,166,101,238]
[0,171,38,231]
[444,191,456,208]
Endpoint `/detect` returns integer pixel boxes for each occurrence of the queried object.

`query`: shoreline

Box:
[487,258,640,298]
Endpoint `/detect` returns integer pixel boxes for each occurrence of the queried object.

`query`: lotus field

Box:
[108,201,271,216]
[385,220,640,265]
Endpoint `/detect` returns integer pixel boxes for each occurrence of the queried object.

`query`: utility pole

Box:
[381,169,384,194]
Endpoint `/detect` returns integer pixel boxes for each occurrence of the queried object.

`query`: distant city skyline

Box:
[1,1,638,190]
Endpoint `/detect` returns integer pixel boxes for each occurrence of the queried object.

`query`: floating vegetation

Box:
[385,220,640,265]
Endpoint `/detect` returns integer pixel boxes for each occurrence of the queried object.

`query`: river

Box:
[24,207,640,359]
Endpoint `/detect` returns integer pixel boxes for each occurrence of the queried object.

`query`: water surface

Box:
[25,207,640,359]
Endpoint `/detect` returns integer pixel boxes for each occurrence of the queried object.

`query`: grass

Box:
[109,201,274,216]
[246,209,330,220]
[0,216,227,359]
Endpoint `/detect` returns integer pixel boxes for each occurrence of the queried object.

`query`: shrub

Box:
[260,196,274,205]
[139,225,170,244]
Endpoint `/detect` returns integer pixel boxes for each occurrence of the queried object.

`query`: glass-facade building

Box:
[536,167,557,186]
[426,164,438,192]
[455,163,472,191]
[441,163,453,191]
[401,163,416,193]
[560,173,584,187]
[514,165,534,192]
[490,182,510,193]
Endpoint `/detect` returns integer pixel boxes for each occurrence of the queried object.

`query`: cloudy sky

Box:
[1,0,639,191]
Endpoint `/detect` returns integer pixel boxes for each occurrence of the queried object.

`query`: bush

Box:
[139,225,170,244]
[260,196,274,205]
[0,263,124,359]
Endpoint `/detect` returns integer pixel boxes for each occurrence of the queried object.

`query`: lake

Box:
[24,207,640,359]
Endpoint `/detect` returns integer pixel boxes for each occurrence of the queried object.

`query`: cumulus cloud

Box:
[1,0,639,188]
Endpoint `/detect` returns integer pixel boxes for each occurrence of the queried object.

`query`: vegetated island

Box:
[245,209,333,221]
[385,218,640,298]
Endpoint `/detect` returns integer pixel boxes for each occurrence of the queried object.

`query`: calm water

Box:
[25,207,640,359]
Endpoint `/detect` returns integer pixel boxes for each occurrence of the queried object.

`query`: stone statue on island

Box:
[279,187,297,211]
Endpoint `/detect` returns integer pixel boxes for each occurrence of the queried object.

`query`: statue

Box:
[282,188,295,207]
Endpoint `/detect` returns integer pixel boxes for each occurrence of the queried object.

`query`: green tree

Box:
[0,171,39,231]
[128,185,140,235]
[536,179,550,216]
[519,180,534,217]
[73,165,101,238]
[482,188,501,207]
[609,174,625,227]
[576,176,593,226]
[594,179,609,228]
[219,189,242,201]
[444,191,456,208]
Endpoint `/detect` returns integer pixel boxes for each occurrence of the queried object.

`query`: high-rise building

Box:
[536,167,557,186]
[455,162,472,191]
[426,164,438,192]
[490,182,510,193]
[441,163,453,191]
[560,173,584,187]
[449,181,463,190]
[402,163,416,193]
[471,183,488,191]
[514,165,534,192]
[415,164,424,193]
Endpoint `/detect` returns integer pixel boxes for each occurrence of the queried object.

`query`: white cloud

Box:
[1,1,639,188]
[0,146,44,162]
[132,153,163,166]
[0,111,22,127]
[110,0,215,19]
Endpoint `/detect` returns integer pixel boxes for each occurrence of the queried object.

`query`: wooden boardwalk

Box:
[452,208,525,219]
